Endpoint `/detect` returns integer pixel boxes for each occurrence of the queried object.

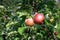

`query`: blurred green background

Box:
[0,0,60,40]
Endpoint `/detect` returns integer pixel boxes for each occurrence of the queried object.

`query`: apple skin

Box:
[33,13,45,24]
[54,32,58,35]
[25,18,34,26]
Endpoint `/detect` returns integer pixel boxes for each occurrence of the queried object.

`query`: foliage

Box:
[0,0,60,40]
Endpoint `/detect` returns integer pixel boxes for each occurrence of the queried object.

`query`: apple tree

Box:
[0,0,60,40]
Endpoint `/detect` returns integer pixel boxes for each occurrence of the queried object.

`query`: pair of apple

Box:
[25,12,45,26]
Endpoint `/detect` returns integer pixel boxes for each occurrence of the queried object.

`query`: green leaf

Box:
[0,37,3,40]
[14,38,19,40]
[18,27,26,35]
[0,5,4,8]
[6,21,18,30]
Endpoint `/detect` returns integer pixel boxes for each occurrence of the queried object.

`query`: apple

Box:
[54,31,58,35]
[33,13,45,24]
[25,18,34,26]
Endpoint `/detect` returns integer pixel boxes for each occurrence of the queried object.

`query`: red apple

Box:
[54,31,58,35]
[33,13,45,24]
[25,18,34,26]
